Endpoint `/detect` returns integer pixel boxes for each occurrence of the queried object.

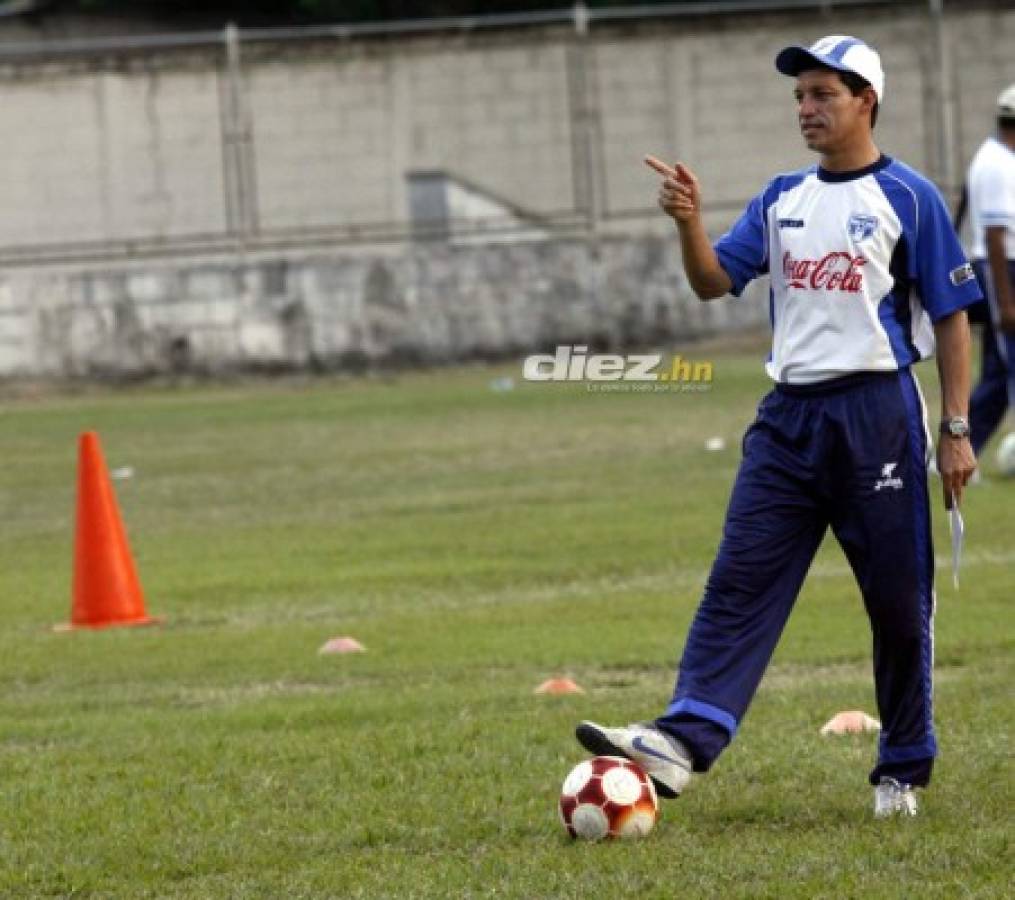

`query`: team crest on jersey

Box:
[847,213,880,243]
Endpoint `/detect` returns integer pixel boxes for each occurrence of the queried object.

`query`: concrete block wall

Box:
[0,3,1012,377]
[0,60,226,248]
[102,67,227,239]
[0,5,1010,256]
[0,238,768,378]
[245,37,576,233]
[951,5,1015,177]
[247,53,395,229]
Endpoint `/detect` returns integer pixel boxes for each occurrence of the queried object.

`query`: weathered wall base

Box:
[0,238,768,378]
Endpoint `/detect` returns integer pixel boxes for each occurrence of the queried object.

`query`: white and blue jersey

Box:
[715,155,982,384]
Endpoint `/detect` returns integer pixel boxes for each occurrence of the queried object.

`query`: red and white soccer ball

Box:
[558,756,659,840]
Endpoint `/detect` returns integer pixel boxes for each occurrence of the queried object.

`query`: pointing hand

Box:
[645,155,702,223]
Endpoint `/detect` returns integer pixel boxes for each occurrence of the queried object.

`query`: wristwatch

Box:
[940,416,971,439]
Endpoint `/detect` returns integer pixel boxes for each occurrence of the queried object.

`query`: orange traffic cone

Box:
[57,432,160,630]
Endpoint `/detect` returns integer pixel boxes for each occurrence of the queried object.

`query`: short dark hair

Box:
[836,69,879,129]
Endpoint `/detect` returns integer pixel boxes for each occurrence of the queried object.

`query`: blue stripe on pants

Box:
[871,369,936,785]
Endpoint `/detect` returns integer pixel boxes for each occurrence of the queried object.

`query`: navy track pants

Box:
[969,259,1015,456]
[656,370,938,787]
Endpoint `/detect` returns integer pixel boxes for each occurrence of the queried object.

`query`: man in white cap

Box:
[966,84,1015,458]
[574,36,981,817]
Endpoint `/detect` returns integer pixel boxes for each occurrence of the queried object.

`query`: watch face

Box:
[947,418,970,437]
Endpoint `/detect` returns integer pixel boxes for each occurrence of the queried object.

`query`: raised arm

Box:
[645,156,733,301]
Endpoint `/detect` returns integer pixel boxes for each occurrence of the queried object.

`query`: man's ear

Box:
[858,86,878,128]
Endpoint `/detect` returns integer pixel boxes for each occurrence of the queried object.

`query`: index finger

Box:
[644,155,677,178]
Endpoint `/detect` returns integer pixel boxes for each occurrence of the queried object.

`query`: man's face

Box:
[794,69,873,154]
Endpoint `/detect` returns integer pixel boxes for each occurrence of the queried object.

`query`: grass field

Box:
[0,346,1011,898]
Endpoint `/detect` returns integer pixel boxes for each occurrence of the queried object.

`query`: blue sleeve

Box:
[909,181,982,322]
[881,170,982,322]
[713,190,769,297]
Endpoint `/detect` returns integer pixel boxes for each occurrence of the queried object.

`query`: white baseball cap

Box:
[998,83,1015,118]
[776,35,885,103]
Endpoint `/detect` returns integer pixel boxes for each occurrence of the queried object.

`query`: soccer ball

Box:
[996,432,1015,477]
[558,756,659,840]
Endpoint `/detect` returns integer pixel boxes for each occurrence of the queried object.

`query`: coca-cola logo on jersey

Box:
[782,251,866,292]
